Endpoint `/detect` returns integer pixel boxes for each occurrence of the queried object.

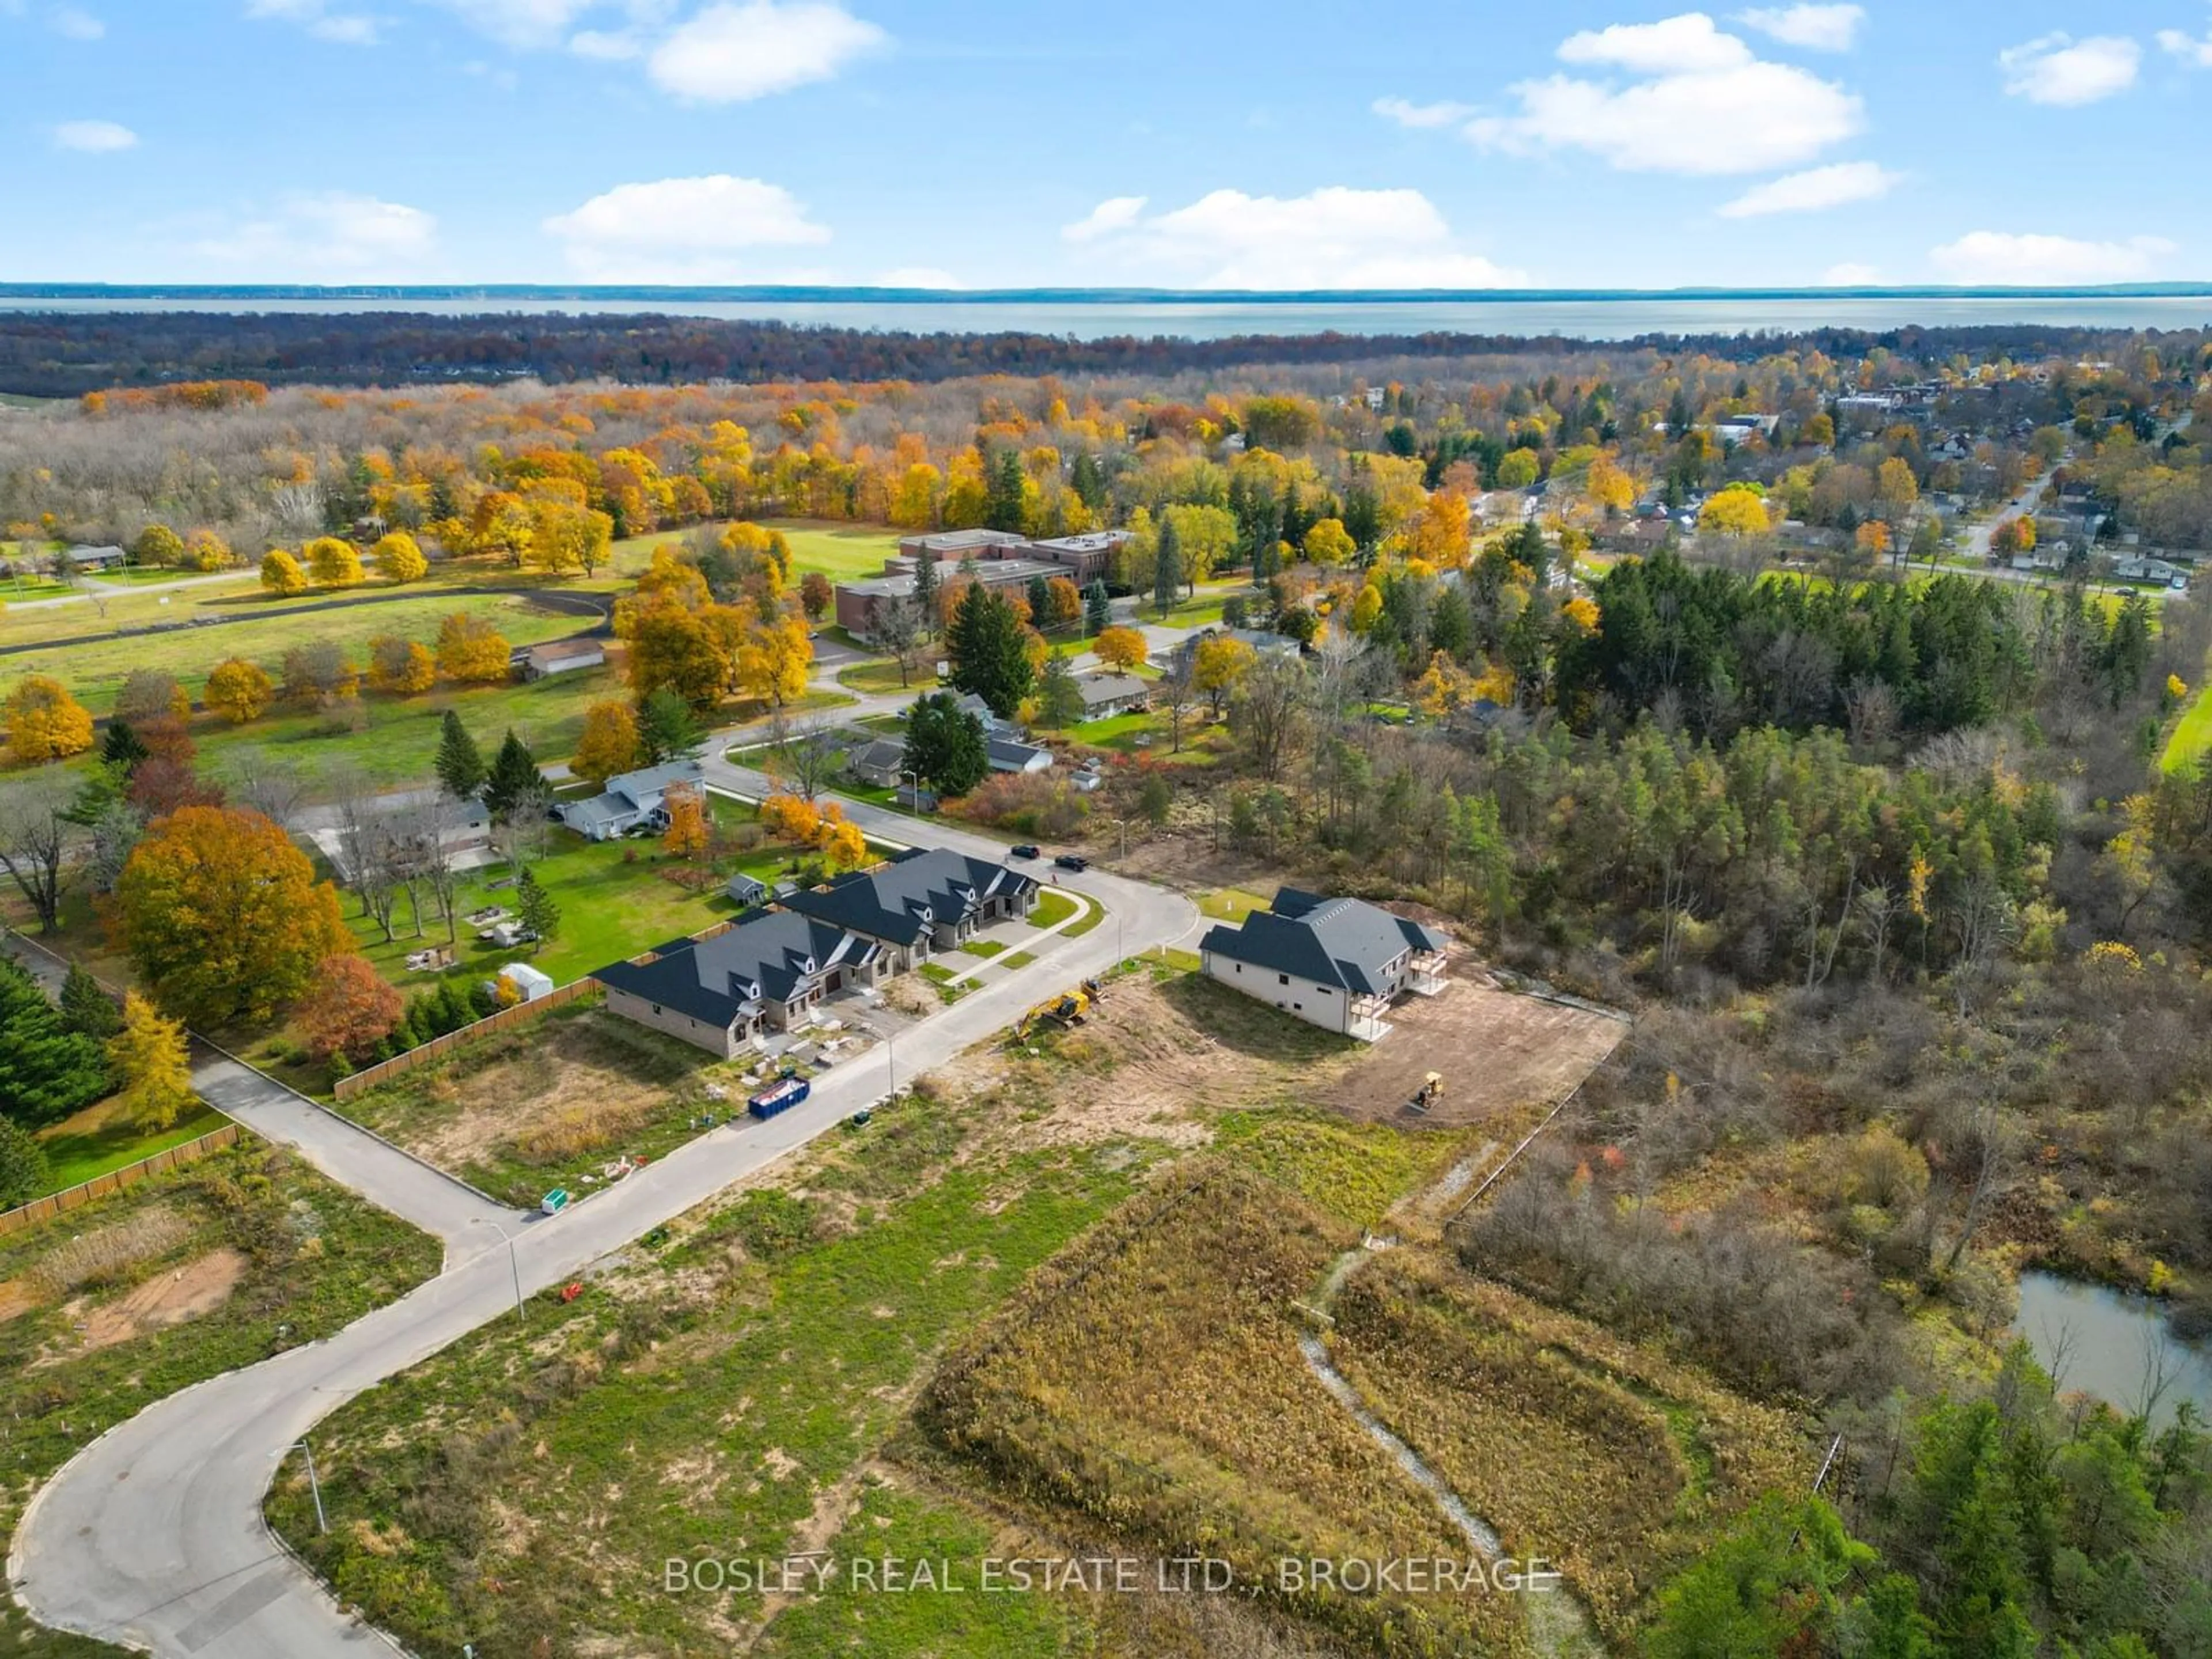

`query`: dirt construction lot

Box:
[1321,975,1625,1127]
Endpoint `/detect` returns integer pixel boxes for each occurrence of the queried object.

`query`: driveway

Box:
[10,798,1198,1658]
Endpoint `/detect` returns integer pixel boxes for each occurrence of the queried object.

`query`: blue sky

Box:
[6,1,2209,288]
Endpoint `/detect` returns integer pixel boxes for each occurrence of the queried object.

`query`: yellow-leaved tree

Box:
[4,675,94,764]
[373,532,428,584]
[1699,484,1772,537]
[108,991,197,1131]
[259,548,306,596]
[571,700,642,786]
[435,612,511,683]
[204,658,275,724]
[305,536,363,588]
[661,782,710,860]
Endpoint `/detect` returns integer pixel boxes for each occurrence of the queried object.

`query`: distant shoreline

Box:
[4,282,2212,304]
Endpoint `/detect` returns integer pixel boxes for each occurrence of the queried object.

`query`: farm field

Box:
[607,518,900,585]
[0,588,594,715]
[2164,669,2212,773]
[0,1141,439,1656]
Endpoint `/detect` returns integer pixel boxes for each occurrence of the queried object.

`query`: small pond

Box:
[2014,1271,2212,1425]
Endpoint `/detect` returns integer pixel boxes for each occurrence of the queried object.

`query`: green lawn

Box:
[760,518,903,581]
[33,1097,231,1194]
[1199,886,1273,923]
[94,566,221,586]
[1027,889,1078,929]
[1069,707,1226,764]
[0,574,73,601]
[836,656,933,695]
[1,589,586,717]
[2164,676,2212,774]
[349,801,850,991]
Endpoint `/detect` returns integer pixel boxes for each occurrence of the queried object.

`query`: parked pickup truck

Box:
[748,1076,812,1120]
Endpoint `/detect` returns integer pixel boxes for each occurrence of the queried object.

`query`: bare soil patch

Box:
[63,1247,248,1355]
[1321,976,1624,1127]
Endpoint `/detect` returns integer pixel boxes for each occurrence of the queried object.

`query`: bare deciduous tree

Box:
[0,771,85,933]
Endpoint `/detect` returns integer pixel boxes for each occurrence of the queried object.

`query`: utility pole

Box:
[295,1440,328,1535]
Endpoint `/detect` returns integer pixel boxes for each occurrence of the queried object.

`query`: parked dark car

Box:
[1054,853,1090,872]
[1009,843,1041,859]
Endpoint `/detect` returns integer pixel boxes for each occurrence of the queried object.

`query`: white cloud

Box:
[1558,13,1752,72]
[1998,33,2139,105]
[1465,13,1863,175]
[193,192,438,278]
[1061,196,1147,243]
[247,0,381,44]
[2156,25,2212,67]
[50,6,104,39]
[1061,185,1526,290]
[1736,3,1863,51]
[52,119,136,151]
[1929,231,2175,285]
[1716,160,1897,217]
[1823,262,1882,285]
[542,174,830,280]
[647,1,884,101]
[1372,95,1478,129]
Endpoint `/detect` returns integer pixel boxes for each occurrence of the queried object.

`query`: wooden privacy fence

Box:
[0,1124,243,1237]
[334,979,601,1100]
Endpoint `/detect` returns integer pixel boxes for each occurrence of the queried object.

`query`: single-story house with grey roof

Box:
[593,907,884,1058]
[1074,672,1149,718]
[847,737,908,788]
[726,872,768,907]
[557,759,703,842]
[515,638,607,680]
[777,846,1039,969]
[987,734,1054,774]
[1197,887,1449,1041]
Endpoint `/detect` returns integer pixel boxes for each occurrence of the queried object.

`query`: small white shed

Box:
[499,962,556,1003]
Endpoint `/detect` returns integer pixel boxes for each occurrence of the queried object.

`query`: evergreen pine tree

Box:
[482,729,543,821]
[637,687,706,763]
[0,959,110,1127]
[1154,514,1182,618]
[904,692,990,796]
[1036,653,1085,728]
[1027,573,1052,628]
[913,547,940,628]
[947,584,1035,718]
[515,867,559,953]
[101,720,150,775]
[434,710,486,801]
[1084,579,1111,635]
[985,448,1027,532]
[59,963,122,1040]
[0,1118,50,1209]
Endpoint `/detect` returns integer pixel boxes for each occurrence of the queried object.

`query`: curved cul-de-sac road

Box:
[11,782,1198,1657]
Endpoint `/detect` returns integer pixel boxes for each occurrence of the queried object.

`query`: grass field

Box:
[763,518,903,581]
[266,1091,1156,1656]
[1198,885,1272,922]
[2164,672,2212,774]
[0,1141,439,1658]
[195,665,619,790]
[342,798,846,992]
[333,1004,752,1202]
[34,1096,231,1195]
[836,656,931,696]
[0,589,588,715]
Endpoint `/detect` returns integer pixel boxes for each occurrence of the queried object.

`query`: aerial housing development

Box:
[1,7,2211,1658]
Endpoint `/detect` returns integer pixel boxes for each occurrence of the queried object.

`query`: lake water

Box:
[3,293,2211,340]
[2014,1271,2212,1425]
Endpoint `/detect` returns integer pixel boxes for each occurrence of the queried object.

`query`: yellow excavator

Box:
[1016,984,1097,1041]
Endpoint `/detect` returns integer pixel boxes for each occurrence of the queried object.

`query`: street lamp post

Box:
[294,1440,328,1535]
[472,1217,527,1324]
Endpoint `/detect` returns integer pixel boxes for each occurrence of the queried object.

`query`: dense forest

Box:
[0,309,2206,396]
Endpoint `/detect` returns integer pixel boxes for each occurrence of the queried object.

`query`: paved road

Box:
[1,934,514,1257]
[11,815,1198,1658]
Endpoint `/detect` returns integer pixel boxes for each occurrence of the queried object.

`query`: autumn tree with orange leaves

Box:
[110,805,349,1027]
